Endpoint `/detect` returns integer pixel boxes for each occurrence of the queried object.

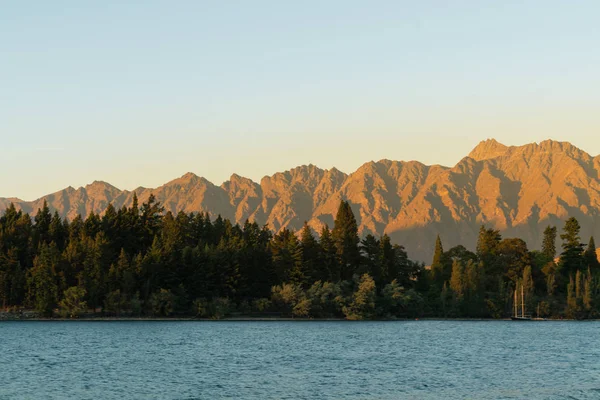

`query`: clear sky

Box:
[2,1,599,200]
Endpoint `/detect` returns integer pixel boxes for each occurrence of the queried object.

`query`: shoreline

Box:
[0,315,582,322]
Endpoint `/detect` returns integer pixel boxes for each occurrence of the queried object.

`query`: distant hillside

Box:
[2,139,600,262]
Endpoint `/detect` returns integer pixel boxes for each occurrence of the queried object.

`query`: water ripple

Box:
[0,321,599,399]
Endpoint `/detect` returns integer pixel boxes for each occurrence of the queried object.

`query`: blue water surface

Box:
[1,321,599,399]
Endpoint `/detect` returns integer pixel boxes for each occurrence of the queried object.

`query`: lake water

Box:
[1,321,599,399]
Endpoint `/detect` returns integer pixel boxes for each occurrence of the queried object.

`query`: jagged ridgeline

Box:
[2,139,600,262]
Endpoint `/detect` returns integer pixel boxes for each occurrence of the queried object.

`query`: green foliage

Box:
[560,217,584,275]
[332,201,360,281]
[430,235,445,286]
[305,281,344,318]
[27,244,61,316]
[343,274,376,320]
[194,297,232,319]
[104,289,127,316]
[252,298,272,313]
[149,288,175,317]
[542,226,557,261]
[271,283,306,317]
[58,286,88,318]
[0,198,597,321]
[583,236,600,272]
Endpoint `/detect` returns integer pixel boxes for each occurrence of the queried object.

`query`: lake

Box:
[0,321,599,399]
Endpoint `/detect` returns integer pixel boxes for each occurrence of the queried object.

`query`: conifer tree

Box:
[583,236,600,272]
[378,234,395,285]
[331,200,360,281]
[49,211,67,251]
[476,226,502,289]
[319,225,338,282]
[360,234,380,278]
[27,243,61,316]
[542,226,557,261]
[287,233,306,287]
[560,217,584,276]
[300,222,321,283]
[33,200,52,248]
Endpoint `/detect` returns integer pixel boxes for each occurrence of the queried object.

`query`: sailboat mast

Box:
[514,287,518,317]
[521,283,525,317]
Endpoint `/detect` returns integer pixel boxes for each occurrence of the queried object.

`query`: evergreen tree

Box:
[583,236,600,273]
[331,200,360,281]
[378,234,395,285]
[542,226,557,262]
[319,225,338,282]
[360,234,380,281]
[464,260,485,316]
[287,234,306,287]
[300,223,321,283]
[271,229,296,283]
[560,217,584,275]
[476,226,502,290]
[497,238,531,284]
[33,200,52,248]
[49,211,67,251]
[27,243,61,316]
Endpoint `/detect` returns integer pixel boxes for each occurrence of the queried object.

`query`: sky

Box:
[2,1,599,201]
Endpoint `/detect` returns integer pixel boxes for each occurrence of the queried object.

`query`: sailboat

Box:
[511,283,532,321]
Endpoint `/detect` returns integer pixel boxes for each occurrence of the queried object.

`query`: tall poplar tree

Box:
[430,235,445,286]
[542,226,557,262]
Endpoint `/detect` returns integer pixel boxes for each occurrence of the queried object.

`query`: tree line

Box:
[0,195,598,319]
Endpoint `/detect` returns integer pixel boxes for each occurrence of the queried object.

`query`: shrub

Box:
[58,286,87,319]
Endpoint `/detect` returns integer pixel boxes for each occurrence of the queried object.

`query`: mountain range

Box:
[2,139,599,262]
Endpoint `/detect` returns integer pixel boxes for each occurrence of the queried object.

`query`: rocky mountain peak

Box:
[2,139,599,262]
[468,139,509,161]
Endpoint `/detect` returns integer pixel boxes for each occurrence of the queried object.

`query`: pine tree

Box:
[331,200,360,281]
[319,225,338,282]
[27,243,61,316]
[287,233,306,287]
[378,234,395,285]
[477,226,502,290]
[271,228,295,283]
[49,211,67,251]
[360,234,380,281]
[542,226,557,261]
[300,223,321,283]
[497,238,531,284]
[583,236,600,273]
[33,200,52,248]
[560,217,584,276]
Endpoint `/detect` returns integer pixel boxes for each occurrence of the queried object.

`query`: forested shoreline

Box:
[0,194,598,320]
